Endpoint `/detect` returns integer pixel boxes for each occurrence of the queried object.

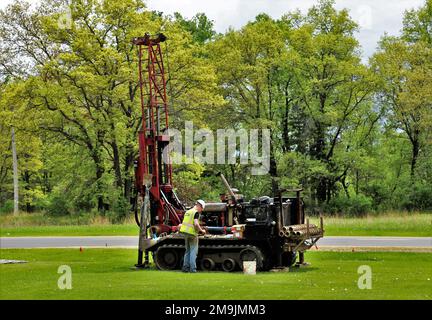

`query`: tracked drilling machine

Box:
[132,34,324,271]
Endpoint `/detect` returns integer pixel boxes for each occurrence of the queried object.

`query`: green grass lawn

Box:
[1,212,431,237]
[0,212,137,237]
[0,224,137,237]
[310,213,432,237]
[0,249,431,300]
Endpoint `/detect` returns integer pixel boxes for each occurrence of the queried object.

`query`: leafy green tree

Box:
[368,0,432,209]
[208,1,377,205]
[402,0,432,45]
[173,12,216,44]
[0,81,44,211]
[287,0,377,203]
[1,0,430,216]
[0,0,223,214]
[372,37,432,178]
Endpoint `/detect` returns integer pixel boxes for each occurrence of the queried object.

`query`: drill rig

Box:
[132,34,324,271]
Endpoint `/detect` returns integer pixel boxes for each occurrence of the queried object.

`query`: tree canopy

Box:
[1,0,431,217]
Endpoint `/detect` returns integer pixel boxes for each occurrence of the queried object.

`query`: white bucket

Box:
[243,261,256,275]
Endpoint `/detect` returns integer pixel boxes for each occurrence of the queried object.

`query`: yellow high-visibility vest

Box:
[180,208,198,236]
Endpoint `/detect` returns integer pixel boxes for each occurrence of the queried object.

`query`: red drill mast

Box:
[132,34,185,267]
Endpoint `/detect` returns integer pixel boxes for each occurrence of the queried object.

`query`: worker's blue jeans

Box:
[182,234,198,272]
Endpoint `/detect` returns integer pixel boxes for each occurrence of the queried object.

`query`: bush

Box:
[362,183,389,208]
[325,194,373,216]
[33,196,50,212]
[46,193,71,216]
[403,183,432,211]
[107,194,130,223]
[0,200,14,214]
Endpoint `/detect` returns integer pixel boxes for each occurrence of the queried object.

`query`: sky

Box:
[0,0,425,61]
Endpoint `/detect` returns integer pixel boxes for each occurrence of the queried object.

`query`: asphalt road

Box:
[1,236,431,249]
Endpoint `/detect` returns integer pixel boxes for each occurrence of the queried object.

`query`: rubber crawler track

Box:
[154,244,267,272]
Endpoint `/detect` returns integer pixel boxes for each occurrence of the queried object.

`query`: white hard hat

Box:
[196,199,206,210]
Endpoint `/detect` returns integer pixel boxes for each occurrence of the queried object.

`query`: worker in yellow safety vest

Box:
[179,200,206,273]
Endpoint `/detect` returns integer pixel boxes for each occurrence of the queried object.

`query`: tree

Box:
[402,0,432,45]
[0,0,223,214]
[287,0,377,203]
[372,38,432,179]
[207,1,377,204]
[1,0,430,215]
[0,81,44,212]
[173,12,216,44]
[208,13,287,195]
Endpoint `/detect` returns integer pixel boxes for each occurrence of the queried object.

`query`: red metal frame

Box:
[133,34,182,232]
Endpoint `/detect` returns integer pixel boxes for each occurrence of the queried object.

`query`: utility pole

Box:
[11,127,19,215]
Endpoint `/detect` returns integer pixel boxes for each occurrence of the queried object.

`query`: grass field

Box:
[0,249,431,300]
[0,224,137,237]
[310,213,432,237]
[0,213,137,237]
[1,212,431,237]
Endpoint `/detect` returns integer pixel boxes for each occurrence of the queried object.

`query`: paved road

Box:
[1,236,431,249]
